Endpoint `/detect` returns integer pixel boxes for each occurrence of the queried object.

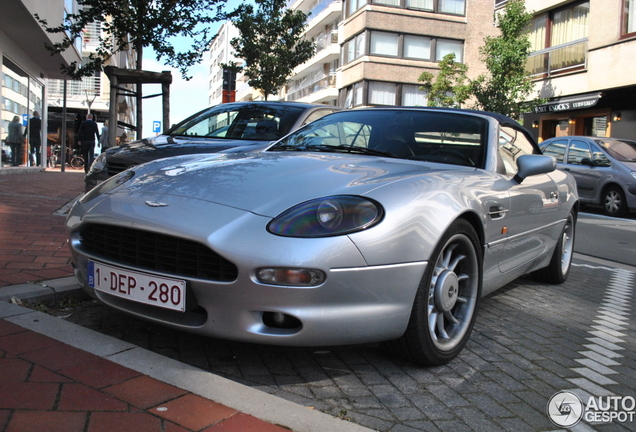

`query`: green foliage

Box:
[418,53,471,108]
[470,0,543,118]
[226,0,315,100]
[35,0,228,79]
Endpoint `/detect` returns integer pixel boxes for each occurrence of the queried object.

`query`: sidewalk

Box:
[0,170,372,432]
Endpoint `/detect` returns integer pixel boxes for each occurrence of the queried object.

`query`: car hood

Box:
[113,152,472,217]
[104,134,272,165]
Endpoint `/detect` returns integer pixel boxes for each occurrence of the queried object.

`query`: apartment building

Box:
[283,0,342,105]
[0,0,81,170]
[208,22,242,106]
[337,0,497,107]
[520,0,636,141]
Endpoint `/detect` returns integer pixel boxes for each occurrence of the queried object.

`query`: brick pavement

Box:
[1,170,368,432]
[0,169,83,288]
[2,169,635,431]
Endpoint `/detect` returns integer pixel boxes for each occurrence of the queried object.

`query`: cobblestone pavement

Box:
[56,258,635,432]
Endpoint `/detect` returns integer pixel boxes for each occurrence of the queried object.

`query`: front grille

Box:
[80,224,238,282]
[106,161,134,176]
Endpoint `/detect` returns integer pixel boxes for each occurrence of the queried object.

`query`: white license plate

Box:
[88,261,186,312]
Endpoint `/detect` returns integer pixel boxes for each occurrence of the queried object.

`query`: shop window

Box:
[526,2,589,77]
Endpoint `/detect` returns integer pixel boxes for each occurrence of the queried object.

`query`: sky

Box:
[139,0,249,138]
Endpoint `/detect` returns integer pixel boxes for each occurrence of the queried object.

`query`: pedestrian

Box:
[98,119,110,149]
[25,111,42,166]
[77,113,100,173]
[7,115,23,166]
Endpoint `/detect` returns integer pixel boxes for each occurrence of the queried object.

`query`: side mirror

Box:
[514,154,556,183]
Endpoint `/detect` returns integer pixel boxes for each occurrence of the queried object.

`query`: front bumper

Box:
[67,193,426,346]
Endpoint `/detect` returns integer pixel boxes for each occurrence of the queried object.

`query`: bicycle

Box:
[69,154,85,169]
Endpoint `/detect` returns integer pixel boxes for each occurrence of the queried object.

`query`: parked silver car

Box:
[540,136,636,216]
[67,108,578,366]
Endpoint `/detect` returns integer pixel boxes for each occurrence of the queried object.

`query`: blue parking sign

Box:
[152,121,161,133]
[22,114,29,126]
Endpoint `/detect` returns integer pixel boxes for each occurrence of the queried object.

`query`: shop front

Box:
[523,86,636,144]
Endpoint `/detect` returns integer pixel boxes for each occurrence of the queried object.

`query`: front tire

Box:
[389,219,482,366]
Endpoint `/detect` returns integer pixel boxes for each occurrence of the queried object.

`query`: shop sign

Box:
[533,95,600,113]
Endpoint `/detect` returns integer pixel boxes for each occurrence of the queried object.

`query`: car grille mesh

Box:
[79,224,238,282]
[106,161,132,176]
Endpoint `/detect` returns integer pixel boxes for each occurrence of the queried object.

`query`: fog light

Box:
[256,268,325,286]
[262,312,302,329]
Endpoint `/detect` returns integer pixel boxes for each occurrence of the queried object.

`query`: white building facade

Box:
[0,0,81,170]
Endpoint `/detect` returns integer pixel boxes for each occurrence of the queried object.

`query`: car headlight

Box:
[87,153,107,175]
[79,170,135,204]
[268,195,384,237]
[631,171,636,181]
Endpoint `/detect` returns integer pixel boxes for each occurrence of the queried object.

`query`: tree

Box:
[226,0,315,100]
[418,53,471,108]
[36,0,228,80]
[470,0,543,119]
[36,0,229,138]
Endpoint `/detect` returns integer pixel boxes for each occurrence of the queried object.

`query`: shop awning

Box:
[533,92,602,114]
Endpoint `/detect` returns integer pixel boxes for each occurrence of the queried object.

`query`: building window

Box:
[526,2,589,77]
[344,32,366,64]
[404,35,432,59]
[371,0,465,15]
[624,0,636,35]
[368,82,397,105]
[370,32,399,56]
[436,39,464,62]
[439,0,465,14]
[402,84,428,106]
[342,81,429,107]
[406,0,433,10]
[346,0,368,17]
[345,31,463,64]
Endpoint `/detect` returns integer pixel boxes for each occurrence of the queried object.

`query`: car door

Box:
[496,127,561,274]
[562,139,604,202]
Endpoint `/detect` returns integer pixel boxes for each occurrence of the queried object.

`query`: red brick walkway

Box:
[0,170,84,287]
[0,318,288,432]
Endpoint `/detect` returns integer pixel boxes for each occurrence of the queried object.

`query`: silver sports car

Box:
[67,108,579,366]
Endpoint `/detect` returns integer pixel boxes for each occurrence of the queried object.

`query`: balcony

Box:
[316,30,339,52]
[48,76,102,98]
[285,71,337,102]
[526,39,587,78]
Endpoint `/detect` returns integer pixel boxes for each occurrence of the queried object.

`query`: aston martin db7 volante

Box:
[67,107,578,366]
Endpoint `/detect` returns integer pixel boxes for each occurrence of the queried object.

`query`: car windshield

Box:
[167,104,306,141]
[268,110,487,167]
[595,139,636,162]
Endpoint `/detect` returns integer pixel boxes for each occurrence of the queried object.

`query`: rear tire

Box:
[388,219,482,366]
[532,210,576,284]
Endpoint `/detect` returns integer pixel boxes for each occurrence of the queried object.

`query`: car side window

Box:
[567,140,592,165]
[498,126,535,175]
[590,143,611,167]
[541,140,566,163]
